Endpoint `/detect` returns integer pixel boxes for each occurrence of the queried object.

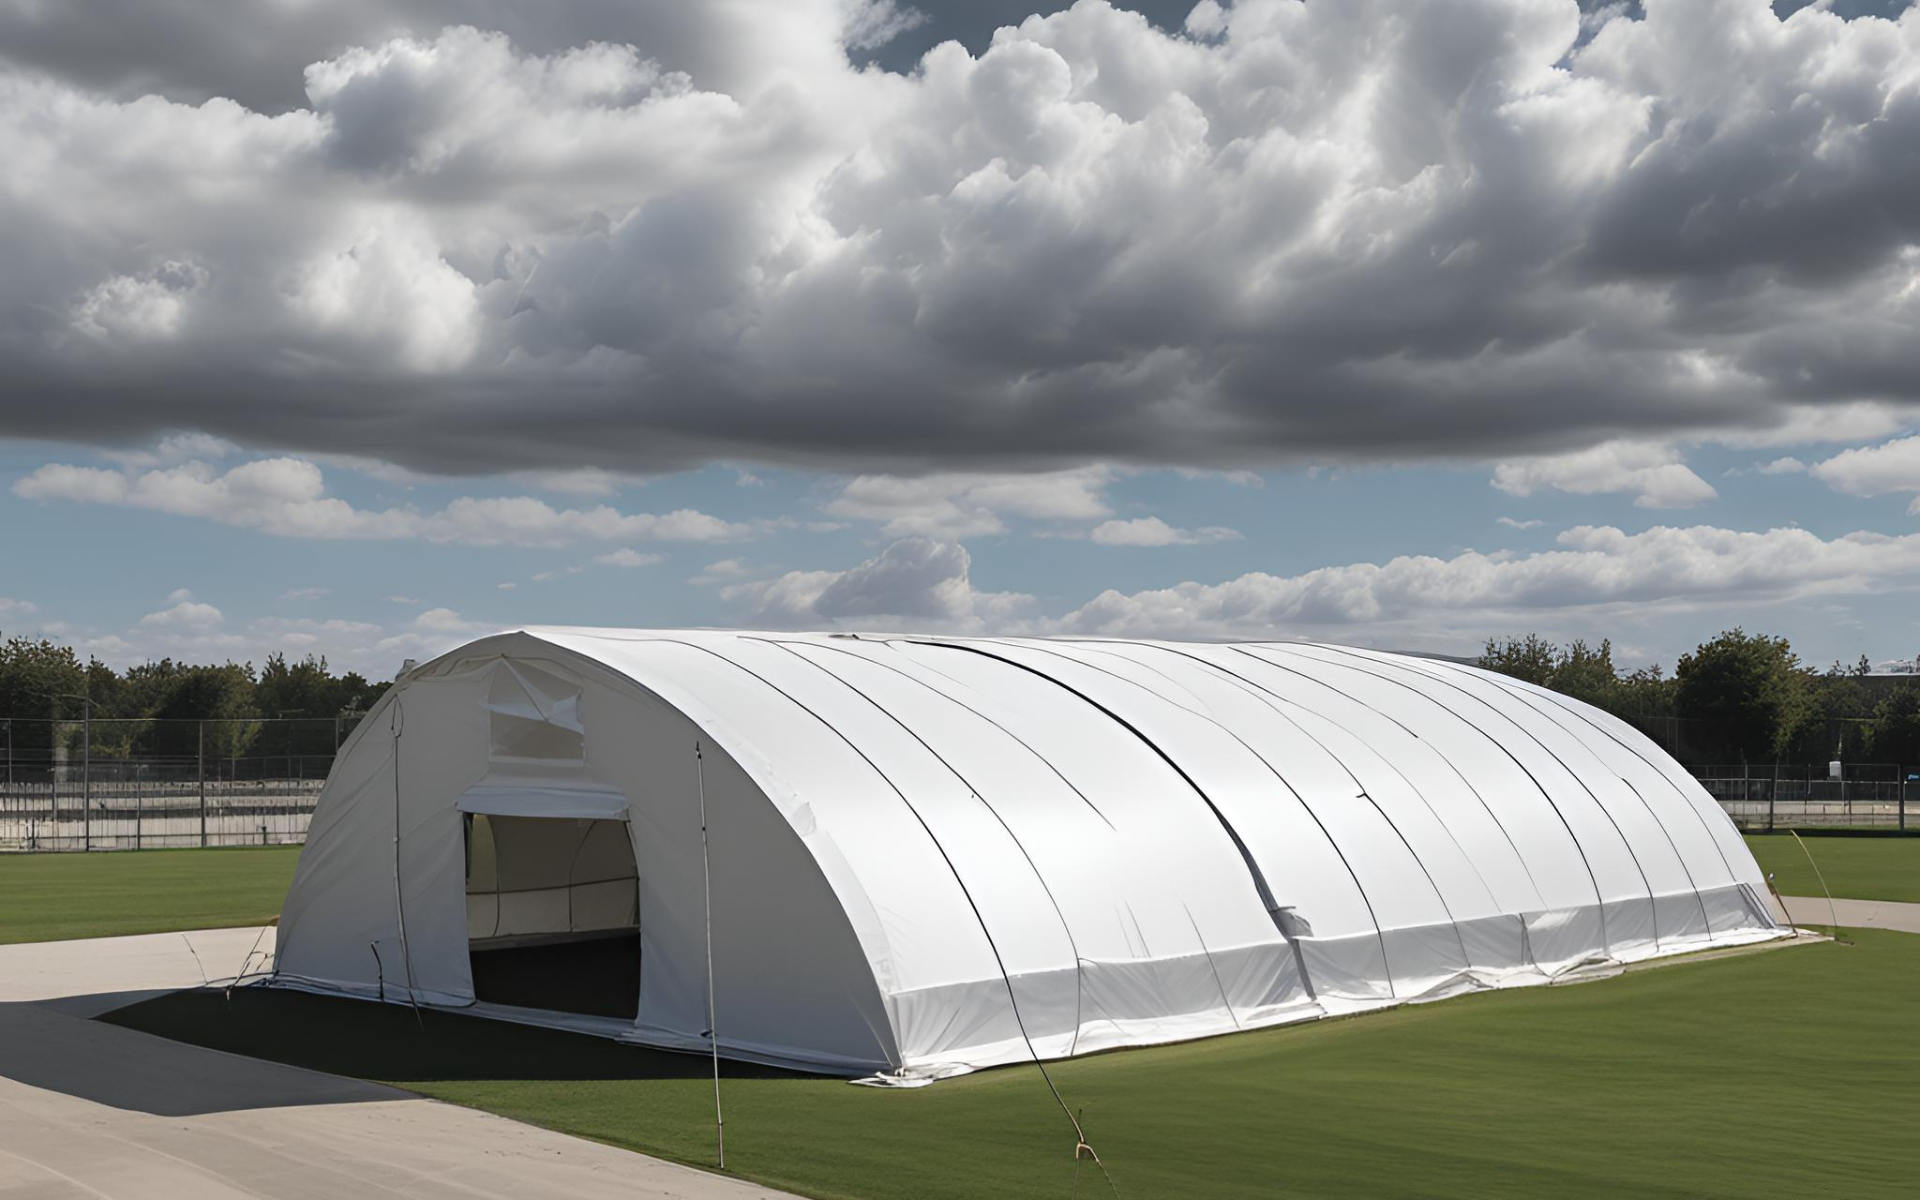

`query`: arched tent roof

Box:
[273,629,1783,1080]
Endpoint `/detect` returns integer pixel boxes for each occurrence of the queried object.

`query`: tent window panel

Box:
[485,662,585,765]
[490,715,585,763]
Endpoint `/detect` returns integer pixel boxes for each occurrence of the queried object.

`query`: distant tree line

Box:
[9,624,1918,770]
[1477,630,1920,767]
[0,632,378,764]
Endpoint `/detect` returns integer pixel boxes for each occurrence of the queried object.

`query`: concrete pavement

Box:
[1780,894,1920,934]
[0,927,799,1200]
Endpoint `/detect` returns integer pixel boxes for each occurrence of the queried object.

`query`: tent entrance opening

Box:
[464,813,639,1019]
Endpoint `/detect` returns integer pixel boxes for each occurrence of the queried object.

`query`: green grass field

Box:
[106,930,1920,1200]
[0,845,300,944]
[1742,833,1920,904]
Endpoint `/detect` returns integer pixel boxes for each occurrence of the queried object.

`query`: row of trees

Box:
[9,624,1916,769]
[1,633,377,763]
[1478,630,1920,767]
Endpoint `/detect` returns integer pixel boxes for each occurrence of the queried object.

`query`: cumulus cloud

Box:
[0,0,914,113]
[5,2,1920,475]
[824,468,1115,537]
[101,431,239,468]
[68,600,496,676]
[59,514,1920,673]
[1497,516,1546,529]
[513,467,647,498]
[696,518,1920,645]
[1052,522,1920,638]
[1811,433,1920,512]
[737,537,1035,630]
[843,0,931,51]
[1087,516,1241,546]
[0,597,37,620]
[12,454,760,546]
[1755,456,1809,475]
[594,548,665,567]
[1492,441,1718,508]
[691,558,753,586]
[138,599,224,629]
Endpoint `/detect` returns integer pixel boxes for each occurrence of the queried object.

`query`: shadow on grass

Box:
[101,986,806,1085]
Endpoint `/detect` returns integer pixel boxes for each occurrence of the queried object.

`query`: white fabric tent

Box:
[273,629,1785,1080]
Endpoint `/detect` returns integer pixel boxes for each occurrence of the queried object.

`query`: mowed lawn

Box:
[0,845,299,944]
[1743,833,1920,904]
[108,929,1919,1200]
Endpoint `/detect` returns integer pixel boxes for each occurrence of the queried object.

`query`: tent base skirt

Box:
[263,913,1792,1083]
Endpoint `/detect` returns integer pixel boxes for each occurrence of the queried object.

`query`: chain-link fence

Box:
[0,715,364,851]
[3,711,1912,849]
[1693,762,1916,831]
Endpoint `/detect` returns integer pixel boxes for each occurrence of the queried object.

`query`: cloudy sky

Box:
[3,0,1920,677]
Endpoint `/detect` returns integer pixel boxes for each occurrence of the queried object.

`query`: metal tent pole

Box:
[389,701,423,1026]
[696,740,725,1170]
[82,697,91,852]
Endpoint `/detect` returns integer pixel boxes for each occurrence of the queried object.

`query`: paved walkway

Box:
[1781,894,1920,934]
[0,928,798,1200]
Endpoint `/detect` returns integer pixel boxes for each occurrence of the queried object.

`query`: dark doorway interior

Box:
[468,930,640,1019]
[465,813,640,1020]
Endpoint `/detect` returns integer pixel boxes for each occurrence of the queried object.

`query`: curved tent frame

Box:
[272,629,1784,1080]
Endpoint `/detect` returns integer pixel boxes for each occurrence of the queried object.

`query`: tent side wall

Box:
[536,629,1320,1075]
[273,635,900,1074]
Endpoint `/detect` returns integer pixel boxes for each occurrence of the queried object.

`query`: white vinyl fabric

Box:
[455,784,630,821]
[272,629,1784,1080]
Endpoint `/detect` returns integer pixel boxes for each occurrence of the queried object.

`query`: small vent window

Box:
[486,662,585,765]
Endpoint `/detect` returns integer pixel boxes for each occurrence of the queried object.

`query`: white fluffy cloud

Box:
[12,455,760,546]
[5,2,1920,474]
[691,518,1920,647]
[1053,522,1920,638]
[1811,433,1920,513]
[1492,441,1718,508]
[594,548,665,567]
[513,467,649,498]
[54,513,1920,674]
[137,599,224,630]
[1087,516,1241,546]
[690,558,753,586]
[68,601,495,676]
[824,468,1115,537]
[737,537,1035,630]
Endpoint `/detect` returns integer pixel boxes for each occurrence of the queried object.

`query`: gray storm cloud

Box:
[2,0,1919,475]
